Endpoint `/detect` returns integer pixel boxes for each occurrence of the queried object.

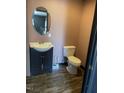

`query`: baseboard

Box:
[58,63,68,66]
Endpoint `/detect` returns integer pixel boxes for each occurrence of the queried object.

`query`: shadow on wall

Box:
[64,0,82,46]
[75,0,96,67]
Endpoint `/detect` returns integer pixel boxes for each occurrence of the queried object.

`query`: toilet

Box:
[64,46,81,74]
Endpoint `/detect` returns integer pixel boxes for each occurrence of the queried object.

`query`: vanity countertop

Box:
[29,42,53,52]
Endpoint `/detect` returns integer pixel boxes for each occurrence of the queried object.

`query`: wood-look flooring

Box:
[26,64,84,93]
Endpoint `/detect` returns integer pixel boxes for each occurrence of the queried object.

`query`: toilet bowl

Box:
[67,56,81,74]
[64,46,81,74]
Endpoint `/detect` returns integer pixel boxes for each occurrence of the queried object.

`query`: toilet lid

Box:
[68,56,81,66]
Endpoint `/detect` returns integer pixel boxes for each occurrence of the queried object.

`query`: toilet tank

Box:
[64,46,76,57]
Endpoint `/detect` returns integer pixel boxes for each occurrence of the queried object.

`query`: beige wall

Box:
[26,25,30,76]
[27,0,83,64]
[27,0,96,69]
[75,0,96,67]
[64,1,82,46]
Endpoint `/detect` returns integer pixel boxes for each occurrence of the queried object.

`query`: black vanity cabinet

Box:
[30,48,53,76]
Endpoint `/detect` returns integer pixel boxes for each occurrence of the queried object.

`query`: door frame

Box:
[81,3,97,93]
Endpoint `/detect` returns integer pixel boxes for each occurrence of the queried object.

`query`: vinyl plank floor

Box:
[26,65,84,93]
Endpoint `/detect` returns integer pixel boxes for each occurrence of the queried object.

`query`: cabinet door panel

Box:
[30,48,42,75]
[42,48,53,73]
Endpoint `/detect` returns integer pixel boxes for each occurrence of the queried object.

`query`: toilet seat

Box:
[68,56,81,67]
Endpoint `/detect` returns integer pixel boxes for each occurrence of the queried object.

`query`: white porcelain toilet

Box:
[64,46,81,74]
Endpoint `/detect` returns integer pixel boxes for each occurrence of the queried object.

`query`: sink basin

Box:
[30,42,53,52]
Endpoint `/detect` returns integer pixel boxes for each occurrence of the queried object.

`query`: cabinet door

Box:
[30,48,42,75]
[42,48,53,73]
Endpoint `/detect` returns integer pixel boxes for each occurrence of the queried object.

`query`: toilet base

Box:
[66,63,78,74]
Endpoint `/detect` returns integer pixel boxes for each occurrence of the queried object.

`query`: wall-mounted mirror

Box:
[32,7,50,35]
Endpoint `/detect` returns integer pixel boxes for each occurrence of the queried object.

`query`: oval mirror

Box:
[32,7,50,35]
